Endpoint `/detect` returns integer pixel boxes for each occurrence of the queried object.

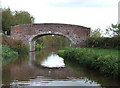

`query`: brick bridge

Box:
[10,23,91,51]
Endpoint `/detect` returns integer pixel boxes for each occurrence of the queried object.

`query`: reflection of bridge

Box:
[29,52,36,66]
[10,23,90,51]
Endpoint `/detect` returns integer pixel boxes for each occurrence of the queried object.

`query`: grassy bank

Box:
[58,47,120,79]
[1,38,29,65]
[2,37,29,54]
[2,44,18,58]
[2,44,18,65]
[2,37,29,57]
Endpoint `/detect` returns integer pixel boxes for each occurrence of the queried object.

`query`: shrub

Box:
[2,44,18,58]
[86,36,120,49]
[2,37,29,54]
[58,47,120,79]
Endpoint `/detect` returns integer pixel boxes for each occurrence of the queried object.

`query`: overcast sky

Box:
[1,0,119,35]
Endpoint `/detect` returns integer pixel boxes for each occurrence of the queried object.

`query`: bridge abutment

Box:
[29,40,36,52]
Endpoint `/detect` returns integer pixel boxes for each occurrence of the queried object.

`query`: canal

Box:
[2,44,120,87]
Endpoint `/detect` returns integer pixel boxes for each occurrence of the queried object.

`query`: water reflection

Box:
[10,77,100,86]
[41,53,65,68]
[2,46,120,87]
[29,52,35,66]
[2,46,100,86]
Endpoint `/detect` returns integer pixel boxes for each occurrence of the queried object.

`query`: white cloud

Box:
[1,0,119,36]
[46,0,118,8]
[1,0,46,11]
[34,7,117,29]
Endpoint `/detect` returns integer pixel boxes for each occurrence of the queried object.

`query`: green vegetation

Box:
[58,47,120,79]
[2,44,18,58]
[86,36,120,49]
[58,23,120,79]
[106,24,120,37]
[35,35,71,51]
[2,44,18,65]
[1,38,29,65]
[2,8,34,35]
[2,37,29,54]
[2,45,18,65]
[1,7,33,65]
[91,28,102,38]
[86,24,120,49]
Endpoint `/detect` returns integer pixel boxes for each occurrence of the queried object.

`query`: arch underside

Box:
[29,33,74,51]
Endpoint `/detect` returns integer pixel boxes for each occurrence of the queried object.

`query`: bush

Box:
[58,47,120,79]
[86,36,120,49]
[2,44,18,58]
[2,37,29,54]
[35,43,43,51]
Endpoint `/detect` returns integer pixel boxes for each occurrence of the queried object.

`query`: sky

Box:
[1,0,119,35]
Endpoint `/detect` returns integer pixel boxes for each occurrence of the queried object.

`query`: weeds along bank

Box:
[2,44,18,65]
[1,37,29,65]
[58,47,120,79]
[2,44,18,58]
[2,37,29,54]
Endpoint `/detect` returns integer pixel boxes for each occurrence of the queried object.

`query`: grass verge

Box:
[2,44,18,66]
[2,44,18,58]
[58,47,120,79]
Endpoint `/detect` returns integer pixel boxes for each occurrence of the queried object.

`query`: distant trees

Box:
[13,11,34,25]
[90,24,120,38]
[35,35,71,51]
[91,28,102,38]
[106,24,120,37]
[86,24,120,49]
[2,8,13,35]
[2,8,35,35]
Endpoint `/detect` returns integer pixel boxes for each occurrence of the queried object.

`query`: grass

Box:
[2,44,18,66]
[58,47,120,79]
[2,37,29,54]
[2,44,18,58]
[84,48,119,57]
[1,38,29,66]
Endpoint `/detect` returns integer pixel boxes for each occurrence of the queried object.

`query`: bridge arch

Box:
[10,23,91,51]
[29,33,73,51]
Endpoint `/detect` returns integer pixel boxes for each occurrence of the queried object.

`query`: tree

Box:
[106,24,120,37]
[2,8,35,35]
[13,11,34,25]
[91,28,101,38]
[2,8,14,35]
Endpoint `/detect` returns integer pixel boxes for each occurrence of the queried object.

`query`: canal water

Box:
[2,46,120,87]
